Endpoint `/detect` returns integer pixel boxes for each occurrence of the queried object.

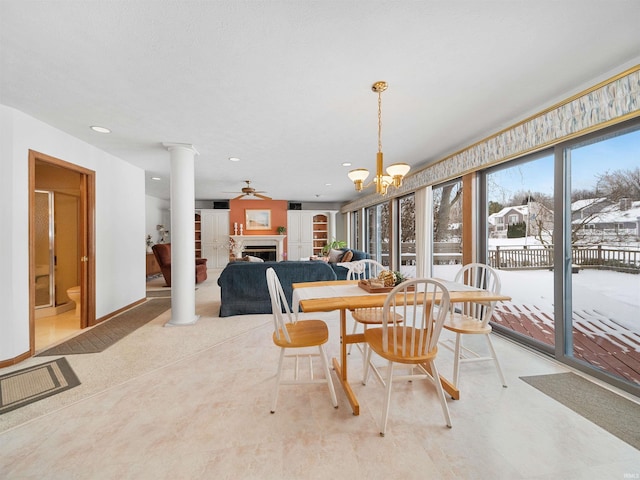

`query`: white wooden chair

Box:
[442,262,507,390]
[347,259,402,384]
[266,267,338,413]
[364,278,452,436]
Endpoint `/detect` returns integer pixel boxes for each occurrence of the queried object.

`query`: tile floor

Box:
[34,309,81,351]
[0,271,638,479]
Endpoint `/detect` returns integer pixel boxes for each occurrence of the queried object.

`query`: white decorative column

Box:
[163,142,199,326]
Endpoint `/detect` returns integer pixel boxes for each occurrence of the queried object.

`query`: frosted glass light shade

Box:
[348,169,370,182]
[386,163,410,177]
[387,163,410,187]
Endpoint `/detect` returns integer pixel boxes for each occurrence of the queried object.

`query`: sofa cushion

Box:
[217,260,337,317]
[341,250,353,262]
[327,248,343,263]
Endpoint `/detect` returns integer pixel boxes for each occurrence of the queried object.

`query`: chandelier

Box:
[348,81,410,195]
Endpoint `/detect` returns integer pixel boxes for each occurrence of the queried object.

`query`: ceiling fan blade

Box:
[231,193,245,200]
[254,193,272,200]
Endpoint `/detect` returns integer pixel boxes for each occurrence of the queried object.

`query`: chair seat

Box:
[352,308,403,325]
[365,327,438,364]
[444,313,492,335]
[272,319,329,348]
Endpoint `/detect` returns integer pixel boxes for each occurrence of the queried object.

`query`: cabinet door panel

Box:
[299,213,314,243]
[200,210,230,268]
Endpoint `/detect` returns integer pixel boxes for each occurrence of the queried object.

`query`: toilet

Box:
[67,286,81,317]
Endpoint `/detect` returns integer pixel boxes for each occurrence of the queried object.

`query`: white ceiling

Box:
[2,1,639,203]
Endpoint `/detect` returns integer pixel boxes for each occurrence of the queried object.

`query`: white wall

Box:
[0,104,146,362]
[145,195,171,245]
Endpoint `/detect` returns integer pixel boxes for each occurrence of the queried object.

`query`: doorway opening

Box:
[29,150,95,353]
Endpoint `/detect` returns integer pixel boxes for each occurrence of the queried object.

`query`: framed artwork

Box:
[245,209,271,230]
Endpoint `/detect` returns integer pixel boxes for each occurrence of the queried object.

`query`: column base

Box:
[164,315,200,327]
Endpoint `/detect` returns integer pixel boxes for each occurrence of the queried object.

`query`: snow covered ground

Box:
[406,255,639,340]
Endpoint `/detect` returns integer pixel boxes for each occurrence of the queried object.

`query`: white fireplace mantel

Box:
[230,235,286,261]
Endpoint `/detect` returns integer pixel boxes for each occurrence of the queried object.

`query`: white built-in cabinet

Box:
[287,210,337,260]
[199,209,230,268]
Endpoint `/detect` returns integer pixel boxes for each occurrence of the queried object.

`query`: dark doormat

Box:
[520,372,640,450]
[146,290,171,298]
[146,287,197,298]
[0,357,80,414]
[37,297,171,356]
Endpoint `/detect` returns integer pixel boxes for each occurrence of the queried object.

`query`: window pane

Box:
[365,202,390,267]
[399,194,416,278]
[432,181,462,280]
[568,127,640,386]
[351,210,360,250]
[485,153,555,350]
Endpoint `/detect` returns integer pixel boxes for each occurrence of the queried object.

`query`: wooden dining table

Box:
[292,279,511,415]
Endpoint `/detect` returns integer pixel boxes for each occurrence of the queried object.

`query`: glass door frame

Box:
[480,117,640,397]
[479,149,556,356]
[554,117,640,398]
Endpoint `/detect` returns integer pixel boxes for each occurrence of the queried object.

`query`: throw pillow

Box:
[341,250,353,262]
[328,248,343,263]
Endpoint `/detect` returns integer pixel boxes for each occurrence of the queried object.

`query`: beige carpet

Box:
[0,270,274,433]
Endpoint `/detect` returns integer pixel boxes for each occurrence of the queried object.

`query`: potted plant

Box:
[276,226,286,235]
[146,235,154,253]
[321,238,347,257]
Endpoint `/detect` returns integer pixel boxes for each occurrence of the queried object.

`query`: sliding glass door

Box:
[482,119,640,393]
[484,152,555,351]
[564,125,640,386]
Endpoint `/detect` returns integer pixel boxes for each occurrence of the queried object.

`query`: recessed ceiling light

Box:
[90,125,111,134]
[325,183,332,186]
[229,157,240,162]
[342,162,352,167]
[151,177,161,181]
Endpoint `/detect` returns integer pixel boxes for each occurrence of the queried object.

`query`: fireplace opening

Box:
[242,245,277,262]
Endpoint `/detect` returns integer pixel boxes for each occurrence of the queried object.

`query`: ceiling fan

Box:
[227,180,272,200]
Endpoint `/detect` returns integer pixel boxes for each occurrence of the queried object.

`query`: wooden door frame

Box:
[29,150,96,354]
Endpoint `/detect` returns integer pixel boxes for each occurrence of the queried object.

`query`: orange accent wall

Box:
[229,198,288,238]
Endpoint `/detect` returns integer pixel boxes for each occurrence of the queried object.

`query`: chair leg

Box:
[379,361,394,437]
[485,334,507,387]
[318,344,338,408]
[361,324,369,381]
[347,317,359,354]
[452,333,462,389]
[429,360,452,428]
[363,345,372,386]
[362,340,386,386]
[271,348,286,413]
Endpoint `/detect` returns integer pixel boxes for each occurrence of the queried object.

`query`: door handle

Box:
[80,256,88,262]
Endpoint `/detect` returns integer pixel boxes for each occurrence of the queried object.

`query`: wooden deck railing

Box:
[488,245,640,271]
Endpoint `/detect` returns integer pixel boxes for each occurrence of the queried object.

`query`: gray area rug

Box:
[0,357,80,414]
[146,287,197,298]
[146,290,172,298]
[520,372,640,450]
[37,298,171,356]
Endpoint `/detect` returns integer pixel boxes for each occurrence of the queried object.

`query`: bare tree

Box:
[434,184,462,242]
[596,167,640,201]
[400,195,415,242]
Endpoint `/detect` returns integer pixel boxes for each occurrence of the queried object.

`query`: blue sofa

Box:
[217,260,337,317]
[328,249,371,280]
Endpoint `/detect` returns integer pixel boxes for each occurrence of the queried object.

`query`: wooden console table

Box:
[146,253,161,277]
